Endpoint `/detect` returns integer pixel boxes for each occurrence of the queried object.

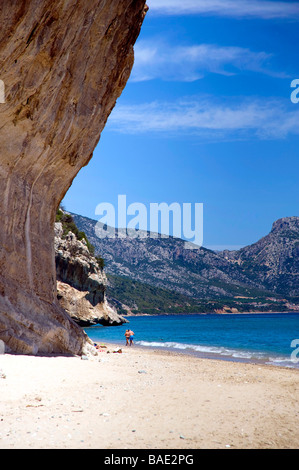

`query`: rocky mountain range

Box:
[220,217,299,298]
[71,213,299,314]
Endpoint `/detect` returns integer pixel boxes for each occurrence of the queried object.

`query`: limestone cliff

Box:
[221,217,299,298]
[55,222,126,327]
[0,1,147,354]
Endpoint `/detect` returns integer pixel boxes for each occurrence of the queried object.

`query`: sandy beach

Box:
[0,344,298,449]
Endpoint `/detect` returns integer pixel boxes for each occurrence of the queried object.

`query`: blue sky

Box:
[63,0,299,250]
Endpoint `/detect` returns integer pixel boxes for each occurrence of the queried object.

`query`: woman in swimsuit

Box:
[124,329,130,346]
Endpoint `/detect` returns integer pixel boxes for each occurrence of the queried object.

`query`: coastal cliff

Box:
[0,1,147,354]
[55,221,126,327]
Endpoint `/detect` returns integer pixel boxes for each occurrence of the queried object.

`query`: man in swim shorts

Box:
[129,330,134,346]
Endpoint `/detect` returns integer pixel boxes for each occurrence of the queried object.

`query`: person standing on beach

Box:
[124,329,130,346]
[129,330,134,346]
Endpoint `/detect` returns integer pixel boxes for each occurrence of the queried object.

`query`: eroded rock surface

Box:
[55,222,126,327]
[0,0,147,354]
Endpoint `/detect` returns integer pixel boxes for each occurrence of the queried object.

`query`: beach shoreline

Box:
[92,337,299,370]
[123,310,299,317]
[0,344,298,450]
[85,312,299,370]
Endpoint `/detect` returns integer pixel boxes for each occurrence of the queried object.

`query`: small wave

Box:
[136,340,259,358]
[135,340,298,368]
[137,340,219,353]
[266,356,299,368]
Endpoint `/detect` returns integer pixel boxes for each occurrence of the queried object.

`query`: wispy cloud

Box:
[132,40,282,82]
[147,0,299,19]
[107,96,299,140]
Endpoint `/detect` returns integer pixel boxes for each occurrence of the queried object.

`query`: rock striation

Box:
[0,1,147,354]
[55,222,126,327]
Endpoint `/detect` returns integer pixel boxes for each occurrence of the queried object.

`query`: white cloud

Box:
[107,97,299,140]
[147,0,299,19]
[132,40,280,82]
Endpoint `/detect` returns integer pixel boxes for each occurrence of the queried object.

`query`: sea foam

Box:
[136,340,298,368]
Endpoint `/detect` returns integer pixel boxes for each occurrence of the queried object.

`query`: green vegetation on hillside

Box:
[106,274,290,315]
[72,213,299,301]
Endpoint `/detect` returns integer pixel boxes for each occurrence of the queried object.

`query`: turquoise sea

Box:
[84,313,299,369]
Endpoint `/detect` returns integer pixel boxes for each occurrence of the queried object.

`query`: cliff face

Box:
[55,222,126,327]
[0,1,147,354]
[221,217,299,297]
